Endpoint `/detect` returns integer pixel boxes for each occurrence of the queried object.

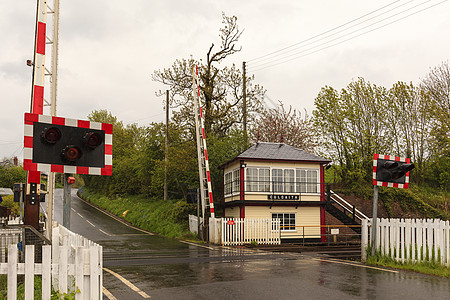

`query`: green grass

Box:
[78,187,197,240]
[365,248,450,278]
[0,275,79,299]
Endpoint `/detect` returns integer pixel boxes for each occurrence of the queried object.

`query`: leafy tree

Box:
[0,165,26,189]
[152,13,265,137]
[253,101,316,152]
[83,110,145,195]
[387,82,433,183]
[421,61,450,157]
[313,78,392,184]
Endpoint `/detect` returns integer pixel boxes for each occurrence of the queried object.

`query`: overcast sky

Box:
[1,0,449,160]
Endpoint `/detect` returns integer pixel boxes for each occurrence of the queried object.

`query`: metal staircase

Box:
[325,188,368,234]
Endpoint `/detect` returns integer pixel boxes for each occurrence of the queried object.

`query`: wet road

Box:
[48,189,450,300]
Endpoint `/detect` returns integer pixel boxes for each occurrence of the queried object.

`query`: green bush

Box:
[0,165,26,189]
[1,195,20,216]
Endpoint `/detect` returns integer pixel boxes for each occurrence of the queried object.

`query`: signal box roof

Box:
[219,142,331,169]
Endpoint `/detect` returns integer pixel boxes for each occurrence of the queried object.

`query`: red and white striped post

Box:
[192,65,215,218]
[25,0,47,229]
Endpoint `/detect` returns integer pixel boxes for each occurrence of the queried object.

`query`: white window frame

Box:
[225,168,240,196]
[244,166,320,195]
[296,168,319,194]
[232,169,240,194]
[272,213,296,232]
[246,167,270,192]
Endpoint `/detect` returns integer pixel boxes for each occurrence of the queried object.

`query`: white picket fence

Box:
[0,225,103,299]
[361,218,450,266]
[222,218,281,246]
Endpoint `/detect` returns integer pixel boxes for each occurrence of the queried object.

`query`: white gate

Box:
[222,218,281,246]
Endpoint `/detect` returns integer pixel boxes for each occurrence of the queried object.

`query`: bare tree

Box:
[152,13,264,137]
[254,101,316,152]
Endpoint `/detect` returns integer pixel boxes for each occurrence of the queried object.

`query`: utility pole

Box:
[164,90,169,201]
[242,61,247,146]
[371,185,379,256]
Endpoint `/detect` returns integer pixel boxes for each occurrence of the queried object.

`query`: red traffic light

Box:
[67,176,76,184]
[61,145,82,162]
[41,127,61,144]
[83,132,102,149]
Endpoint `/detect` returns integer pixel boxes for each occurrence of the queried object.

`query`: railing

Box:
[0,225,103,299]
[361,218,450,266]
[295,225,362,245]
[0,228,22,263]
[221,218,281,246]
[225,180,323,196]
[329,190,368,222]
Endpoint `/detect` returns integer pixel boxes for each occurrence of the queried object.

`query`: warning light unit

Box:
[24,113,113,175]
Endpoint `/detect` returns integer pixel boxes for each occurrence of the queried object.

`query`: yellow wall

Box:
[244,206,321,238]
[225,207,240,218]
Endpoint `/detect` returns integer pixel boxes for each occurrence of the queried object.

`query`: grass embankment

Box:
[78,187,197,240]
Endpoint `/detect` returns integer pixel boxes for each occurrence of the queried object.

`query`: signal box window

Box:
[272,213,296,231]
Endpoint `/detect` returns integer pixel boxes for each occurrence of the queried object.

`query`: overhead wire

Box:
[249,0,418,69]
[249,0,434,71]
[247,0,403,64]
[247,0,447,72]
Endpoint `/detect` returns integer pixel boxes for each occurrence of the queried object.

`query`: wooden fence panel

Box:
[362,218,450,266]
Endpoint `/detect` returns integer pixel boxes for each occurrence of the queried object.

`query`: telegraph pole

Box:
[164,90,169,201]
[242,61,247,146]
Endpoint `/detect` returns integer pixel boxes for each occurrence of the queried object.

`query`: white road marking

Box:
[86,220,96,227]
[71,208,76,212]
[103,287,118,300]
[313,258,399,273]
[104,268,151,298]
[77,213,84,218]
[99,229,112,236]
[179,240,215,250]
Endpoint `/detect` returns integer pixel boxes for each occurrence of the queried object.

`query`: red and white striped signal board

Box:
[24,113,113,175]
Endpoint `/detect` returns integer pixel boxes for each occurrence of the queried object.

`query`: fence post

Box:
[42,245,51,299]
[90,246,100,300]
[361,219,368,262]
[7,244,18,300]
[24,245,35,300]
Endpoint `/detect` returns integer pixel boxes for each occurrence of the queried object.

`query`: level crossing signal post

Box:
[371,154,414,256]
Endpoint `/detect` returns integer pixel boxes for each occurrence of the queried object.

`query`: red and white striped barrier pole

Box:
[25,0,47,228]
[193,65,215,218]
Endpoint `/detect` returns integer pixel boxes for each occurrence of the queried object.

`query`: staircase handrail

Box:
[329,190,369,221]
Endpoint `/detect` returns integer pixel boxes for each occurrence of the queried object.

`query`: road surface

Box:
[46,189,449,299]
